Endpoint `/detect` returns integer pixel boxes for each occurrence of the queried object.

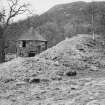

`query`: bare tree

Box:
[5,0,30,26]
[0,0,31,62]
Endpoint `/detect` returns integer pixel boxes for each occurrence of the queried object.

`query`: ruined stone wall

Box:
[17,40,46,57]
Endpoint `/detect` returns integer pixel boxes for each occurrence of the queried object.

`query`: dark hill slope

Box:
[45,1,87,22]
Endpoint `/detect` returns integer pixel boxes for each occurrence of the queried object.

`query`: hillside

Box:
[0,35,105,104]
[3,1,105,54]
[2,34,105,80]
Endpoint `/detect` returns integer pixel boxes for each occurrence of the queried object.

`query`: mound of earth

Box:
[39,34,105,71]
[0,34,105,105]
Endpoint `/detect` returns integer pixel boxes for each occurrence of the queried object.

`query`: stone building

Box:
[16,27,47,57]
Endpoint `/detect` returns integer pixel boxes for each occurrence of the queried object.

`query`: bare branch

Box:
[0,9,6,23]
[6,0,30,26]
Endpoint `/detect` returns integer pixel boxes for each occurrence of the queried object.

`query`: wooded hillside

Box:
[3,1,105,53]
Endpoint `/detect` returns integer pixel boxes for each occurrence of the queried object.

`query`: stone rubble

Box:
[0,35,105,104]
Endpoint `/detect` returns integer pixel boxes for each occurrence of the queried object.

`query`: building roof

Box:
[18,27,47,41]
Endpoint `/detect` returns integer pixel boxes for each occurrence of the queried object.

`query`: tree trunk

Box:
[0,39,5,63]
[0,26,5,63]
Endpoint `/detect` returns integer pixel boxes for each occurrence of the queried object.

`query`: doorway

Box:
[28,51,35,57]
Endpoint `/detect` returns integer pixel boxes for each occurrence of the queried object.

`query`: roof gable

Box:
[18,27,47,41]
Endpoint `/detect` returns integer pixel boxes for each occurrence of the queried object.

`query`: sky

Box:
[0,0,105,21]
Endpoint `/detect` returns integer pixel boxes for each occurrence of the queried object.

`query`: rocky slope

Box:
[0,34,105,104]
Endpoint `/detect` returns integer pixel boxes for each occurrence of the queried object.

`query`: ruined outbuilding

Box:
[16,27,47,57]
